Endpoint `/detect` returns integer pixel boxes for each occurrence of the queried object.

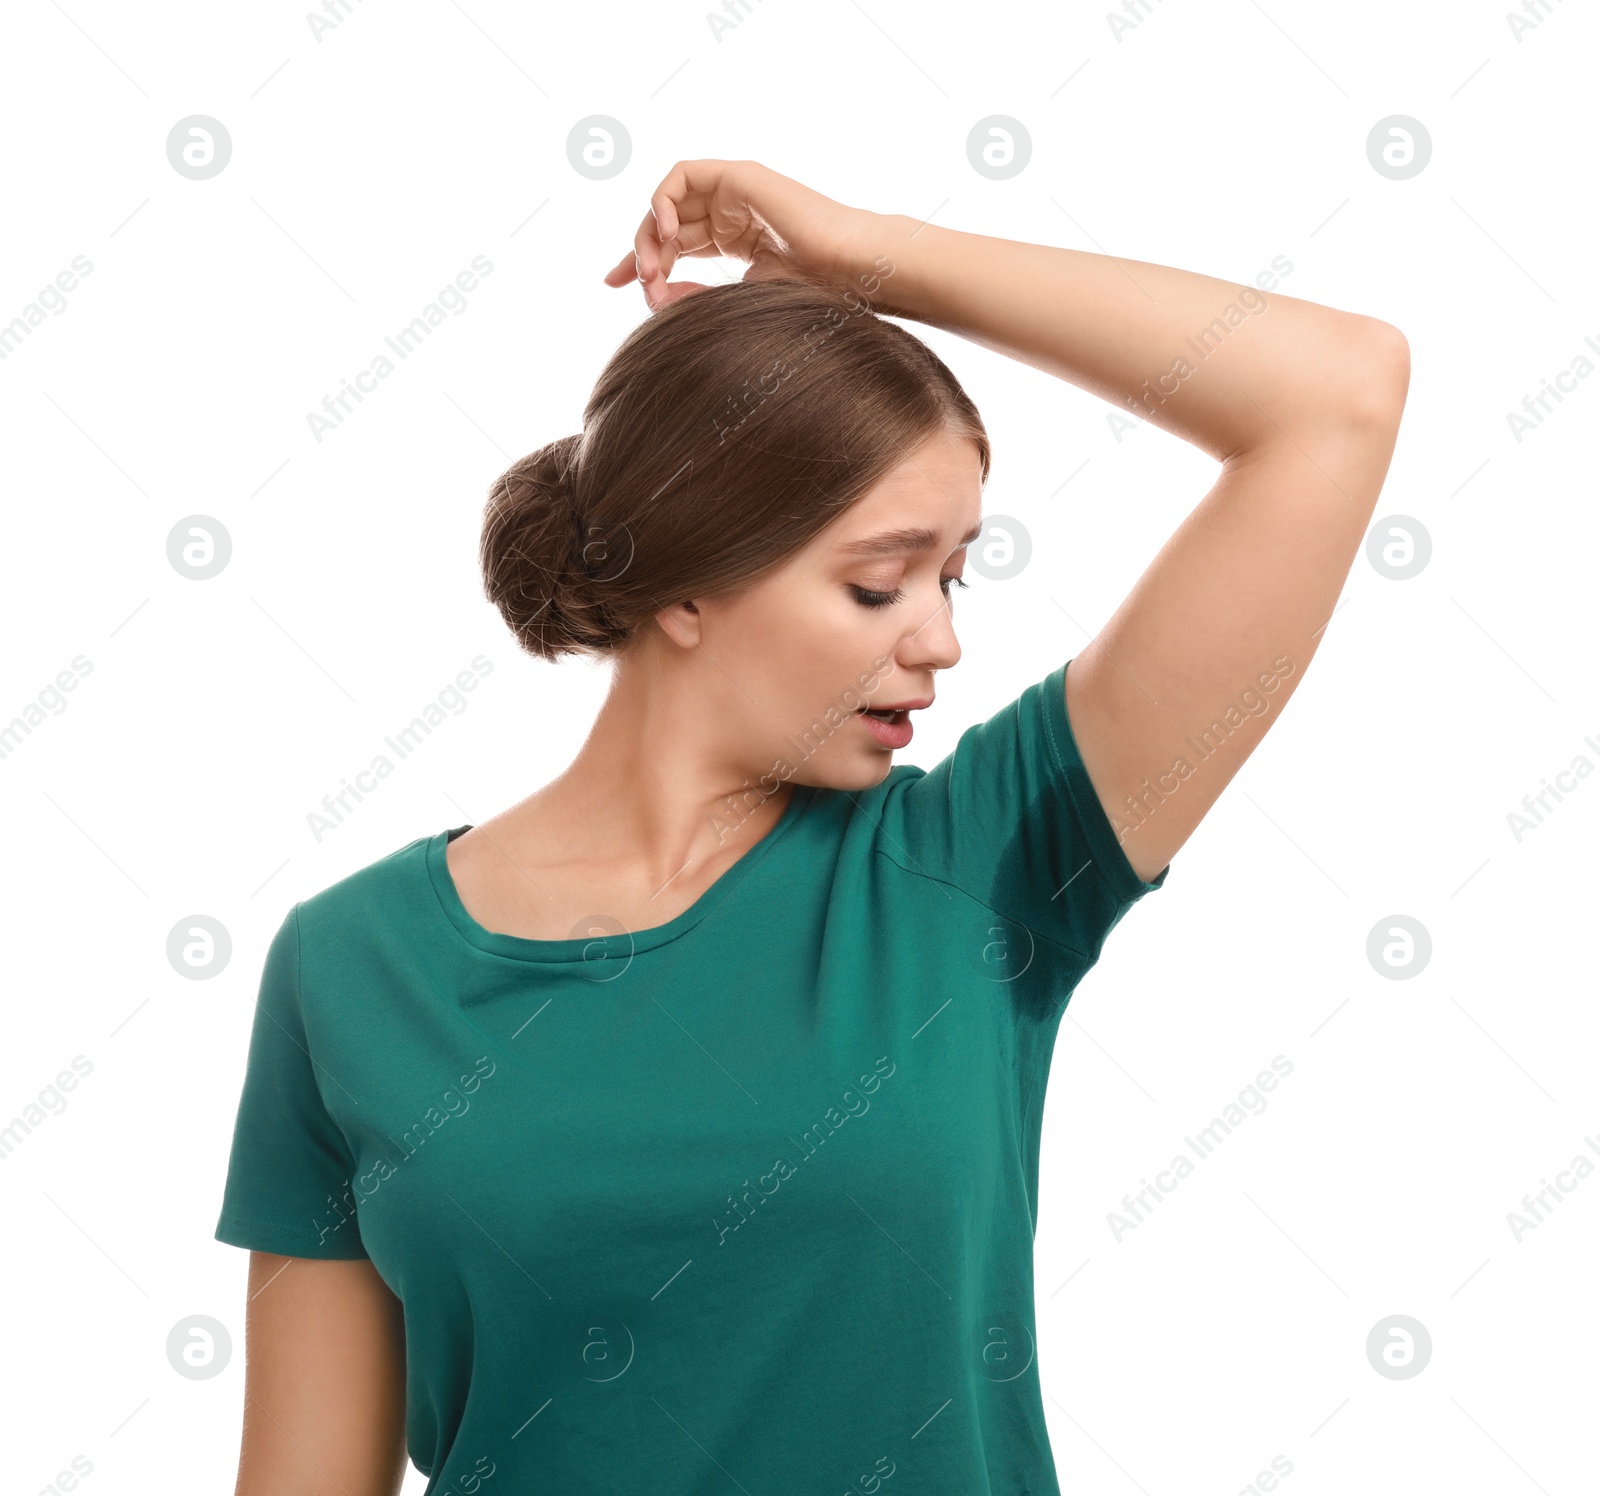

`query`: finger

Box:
[647,159,751,259]
[663,214,719,259]
[656,234,682,279]
[660,279,712,306]
[634,159,748,304]
[648,163,693,244]
[652,158,754,239]
[630,215,684,305]
[602,249,639,286]
[630,207,662,283]
[644,278,711,313]
[641,273,676,311]
[643,238,687,308]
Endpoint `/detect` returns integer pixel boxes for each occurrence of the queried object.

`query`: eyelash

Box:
[851,576,969,610]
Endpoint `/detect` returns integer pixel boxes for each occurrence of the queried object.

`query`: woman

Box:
[216,159,1408,1494]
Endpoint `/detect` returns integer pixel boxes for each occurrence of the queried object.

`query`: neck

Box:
[531,653,794,889]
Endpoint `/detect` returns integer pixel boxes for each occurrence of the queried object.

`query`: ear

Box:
[654,599,702,648]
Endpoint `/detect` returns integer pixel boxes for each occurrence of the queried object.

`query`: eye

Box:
[851,585,904,609]
[941,574,968,597]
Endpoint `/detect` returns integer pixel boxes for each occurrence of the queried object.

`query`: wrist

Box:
[832,212,933,320]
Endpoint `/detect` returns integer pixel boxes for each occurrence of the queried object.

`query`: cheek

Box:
[715,576,896,699]
[812,597,900,674]
[735,575,860,642]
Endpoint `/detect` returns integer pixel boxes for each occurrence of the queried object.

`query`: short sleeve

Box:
[214,904,369,1259]
[884,657,1169,965]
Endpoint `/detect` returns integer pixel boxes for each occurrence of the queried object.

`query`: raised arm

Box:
[850,211,1410,883]
[608,159,1410,885]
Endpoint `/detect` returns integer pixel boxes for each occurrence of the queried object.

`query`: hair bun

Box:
[477,279,988,666]
[480,434,626,661]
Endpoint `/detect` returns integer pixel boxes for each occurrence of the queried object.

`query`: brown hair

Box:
[480,275,990,662]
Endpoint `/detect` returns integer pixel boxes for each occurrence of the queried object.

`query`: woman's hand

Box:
[602,158,879,311]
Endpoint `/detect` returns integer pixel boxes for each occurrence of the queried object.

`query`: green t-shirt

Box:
[215,658,1168,1494]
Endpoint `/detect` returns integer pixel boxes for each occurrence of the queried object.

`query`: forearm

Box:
[849,212,1403,463]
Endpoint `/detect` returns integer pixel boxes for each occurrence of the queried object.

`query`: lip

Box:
[853,697,930,751]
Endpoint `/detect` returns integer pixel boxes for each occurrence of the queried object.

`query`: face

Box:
[668,425,985,796]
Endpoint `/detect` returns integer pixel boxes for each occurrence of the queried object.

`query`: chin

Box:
[797,753,899,794]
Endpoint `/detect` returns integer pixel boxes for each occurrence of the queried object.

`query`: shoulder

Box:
[292,826,447,952]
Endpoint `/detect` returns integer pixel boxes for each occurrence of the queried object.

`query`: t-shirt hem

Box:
[1047,660,1171,905]
[215,1210,371,1261]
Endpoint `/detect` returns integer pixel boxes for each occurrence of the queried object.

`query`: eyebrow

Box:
[834,523,984,558]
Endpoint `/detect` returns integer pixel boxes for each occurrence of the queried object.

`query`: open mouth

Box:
[854,702,918,747]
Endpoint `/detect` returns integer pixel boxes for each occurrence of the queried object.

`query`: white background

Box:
[1,0,1595,1492]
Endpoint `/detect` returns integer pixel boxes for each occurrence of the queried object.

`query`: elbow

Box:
[1341,318,1411,432]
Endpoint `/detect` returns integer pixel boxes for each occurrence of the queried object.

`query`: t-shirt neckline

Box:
[424,782,814,963]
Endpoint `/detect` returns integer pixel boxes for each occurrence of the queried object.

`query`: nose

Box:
[898,588,962,675]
